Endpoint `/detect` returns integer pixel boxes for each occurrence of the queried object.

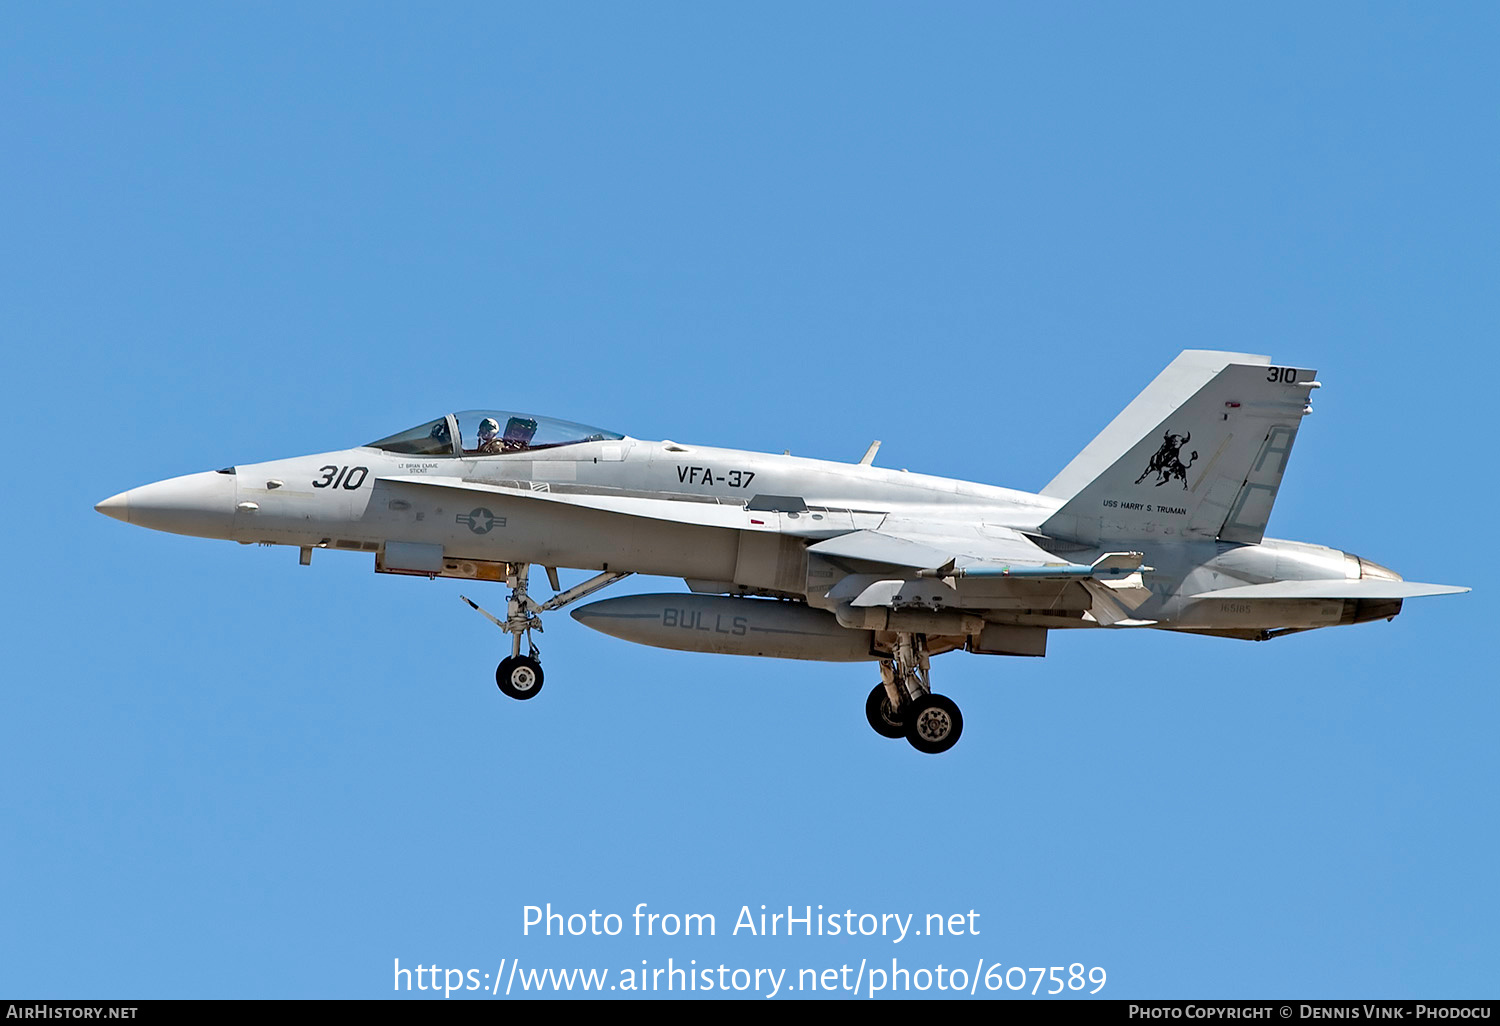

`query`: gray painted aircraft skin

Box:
[95,351,1467,754]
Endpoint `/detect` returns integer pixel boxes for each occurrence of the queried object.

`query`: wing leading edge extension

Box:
[377,474,770,532]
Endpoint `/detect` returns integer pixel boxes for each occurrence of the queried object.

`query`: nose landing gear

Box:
[863,633,963,754]
[462,564,631,701]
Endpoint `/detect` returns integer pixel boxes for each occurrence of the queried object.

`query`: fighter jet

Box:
[95,351,1467,754]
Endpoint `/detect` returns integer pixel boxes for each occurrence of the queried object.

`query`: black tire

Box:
[865,683,907,739]
[496,655,544,700]
[905,694,963,754]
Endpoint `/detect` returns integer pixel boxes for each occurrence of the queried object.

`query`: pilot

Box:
[475,417,505,455]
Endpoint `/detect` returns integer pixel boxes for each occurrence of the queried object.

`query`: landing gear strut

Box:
[864,633,963,754]
[462,564,631,701]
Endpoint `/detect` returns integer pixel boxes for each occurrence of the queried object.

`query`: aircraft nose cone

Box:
[94,491,130,522]
[95,471,237,539]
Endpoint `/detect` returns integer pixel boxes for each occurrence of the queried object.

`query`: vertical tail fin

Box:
[1040,351,1318,545]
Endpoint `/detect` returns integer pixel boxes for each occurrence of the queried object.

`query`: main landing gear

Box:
[864,632,964,755]
[462,564,631,701]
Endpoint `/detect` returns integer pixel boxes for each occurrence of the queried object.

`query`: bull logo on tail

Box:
[1136,430,1198,489]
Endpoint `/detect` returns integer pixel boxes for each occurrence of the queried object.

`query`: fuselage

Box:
[95,433,1393,638]
[96,360,1468,755]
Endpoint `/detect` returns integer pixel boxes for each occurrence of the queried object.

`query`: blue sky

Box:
[3,2,1494,999]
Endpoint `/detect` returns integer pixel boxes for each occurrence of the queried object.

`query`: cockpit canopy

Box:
[368,411,624,457]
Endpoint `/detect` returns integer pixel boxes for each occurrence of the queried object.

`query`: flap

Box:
[807,524,1064,571]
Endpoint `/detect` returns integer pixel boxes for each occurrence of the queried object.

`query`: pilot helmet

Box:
[478,417,500,438]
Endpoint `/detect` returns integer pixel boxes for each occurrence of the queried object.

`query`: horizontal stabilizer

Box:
[1190,580,1469,601]
[1081,578,1155,625]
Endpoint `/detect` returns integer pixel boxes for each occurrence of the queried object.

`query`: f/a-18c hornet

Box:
[96,351,1467,754]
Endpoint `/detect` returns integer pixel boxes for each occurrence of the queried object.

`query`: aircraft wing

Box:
[380,476,1155,622]
[808,523,1156,624]
[378,477,1079,564]
[383,476,1117,571]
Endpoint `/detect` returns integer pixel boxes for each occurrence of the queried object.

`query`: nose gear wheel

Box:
[463,565,632,702]
[496,653,544,699]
